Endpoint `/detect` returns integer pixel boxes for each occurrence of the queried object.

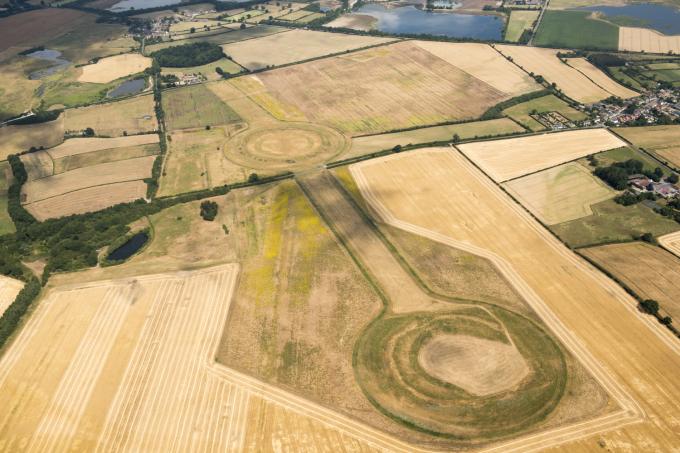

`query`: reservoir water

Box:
[355,4,503,40]
[108,78,147,99]
[579,4,680,35]
[26,49,71,80]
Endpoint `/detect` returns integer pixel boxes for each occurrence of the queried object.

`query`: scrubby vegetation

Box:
[151,42,225,68]
[200,200,218,221]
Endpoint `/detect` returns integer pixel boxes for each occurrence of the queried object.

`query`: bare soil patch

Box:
[419,334,529,396]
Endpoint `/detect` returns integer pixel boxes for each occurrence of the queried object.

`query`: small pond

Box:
[355,4,503,40]
[108,78,147,99]
[26,49,71,80]
[107,232,149,262]
[579,4,680,35]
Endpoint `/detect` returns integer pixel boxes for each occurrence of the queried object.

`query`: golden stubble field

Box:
[0,265,252,452]
[458,128,626,182]
[0,275,23,318]
[77,53,152,84]
[0,117,64,160]
[619,27,680,54]
[64,94,157,137]
[496,45,631,103]
[350,147,680,452]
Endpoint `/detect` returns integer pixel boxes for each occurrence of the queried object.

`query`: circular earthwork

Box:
[354,306,567,442]
[224,122,349,172]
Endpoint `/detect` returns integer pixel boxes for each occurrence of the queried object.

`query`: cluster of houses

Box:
[592,89,680,126]
[629,174,679,199]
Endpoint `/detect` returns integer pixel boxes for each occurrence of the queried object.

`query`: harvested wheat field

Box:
[78,53,152,83]
[581,242,680,320]
[234,41,516,135]
[345,118,524,160]
[615,125,680,168]
[0,275,23,318]
[459,128,625,182]
[503,162,615,224]
[64,95,157,137]
[222,29,395,70]
[0,117,64,160]
[659,230,680,258]
[496,46,624,103]
[22,155,154,204]
[567,58,638,98]
[324,14,377,31]
[26,181,149,220]
[619,27,680,54]
[350,147,680,452]
[413,41,540,97]
[46,134,159,159]
[0,264,257,452]
[21,151,54,181]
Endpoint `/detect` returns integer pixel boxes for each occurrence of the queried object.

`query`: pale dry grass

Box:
[413,41,540,97]
[22,155,155,203]
[243,41,510,135]
[350,147,680,452]
[324,14,376,31]
[78,53,152,83]
[418,334,529,396]
[64,95,157,137]
[503,162,615,224]
[0,117,64,160]
[25,180,148,220]
[619,27,680,54]
[46,135,159,159]
[496,46,616,103]
[615,125,680,168]
[458,129,625,182]
[222,29,394,70]
[0,265,252,452]
[567,58,638,99]
[21,151,54,181]
[0,275,23,318]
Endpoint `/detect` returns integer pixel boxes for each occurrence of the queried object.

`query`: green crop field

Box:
[0,161,14,236]
[533,11,619,50]
[502,94,587,131]
[505,10,539,42]
[162,84,242,131]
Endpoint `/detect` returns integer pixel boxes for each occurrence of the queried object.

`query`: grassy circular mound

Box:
[354,306,566,442]
[224,122,349,172]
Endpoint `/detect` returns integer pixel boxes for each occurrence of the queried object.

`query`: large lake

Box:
[108,0,182,12]
[579,4,680,35]
[355,4,503,40]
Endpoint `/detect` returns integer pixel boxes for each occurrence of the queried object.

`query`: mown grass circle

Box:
[354,305,566,442]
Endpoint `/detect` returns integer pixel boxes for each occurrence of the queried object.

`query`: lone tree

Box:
[83,127,95,137]
[248,173,259,183]
[200,200,218,221]
[640,299,659,315]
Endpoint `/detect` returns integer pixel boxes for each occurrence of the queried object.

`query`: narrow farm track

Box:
[350,147,680,451]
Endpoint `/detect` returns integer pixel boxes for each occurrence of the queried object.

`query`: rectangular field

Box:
[619,27,680,54]
[614,125,680,169]
[64,95,157,137]
[0,275,23,318]
[24,181,148,220]
[162,84,242,131]
[581,242,680,320]
[77,53,152,84]
[533,10,619,50]
[22,155,155,204]
[345,118,525,160]
[46,135,159,159]
[0,117,64,160]
[503,162,615,224]
[496,46,620,103]
[502,94,587,131]
[0,265,252,452]
[222,29,395,70]
[412,41,540,97]
[237,41,513,135]
[505,10,539,42]
[161,57,243,81]
[349,147,680,452]
[458,128,626,182]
